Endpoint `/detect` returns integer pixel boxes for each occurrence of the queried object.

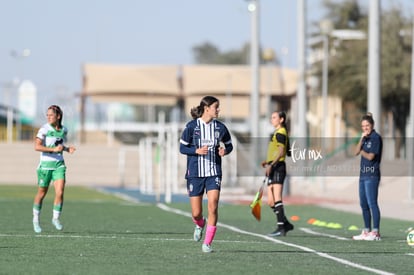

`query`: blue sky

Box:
[0,0,413,114]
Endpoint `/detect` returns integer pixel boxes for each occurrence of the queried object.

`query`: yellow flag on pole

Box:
[250,178,267,221]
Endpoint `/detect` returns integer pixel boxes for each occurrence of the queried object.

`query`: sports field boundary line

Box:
[94,187,151,205]
[299,227,350,240]
[157,203,394,275]
[96,188,395,275]
[0,234,265,244]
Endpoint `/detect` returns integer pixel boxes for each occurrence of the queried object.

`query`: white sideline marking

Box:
[407,253,414,257]
[94,188,150,205]
[0,234,264,244]
[300,227,350,240]
[157,203,394,275]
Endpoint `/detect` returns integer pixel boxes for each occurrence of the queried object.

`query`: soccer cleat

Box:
[202,243,213,253]
[364,231,381,241]
[268,229,286,237]
[52,219,63,231]
[33,221,42,233]
[193,218,206,242]
[352,230,369,240]
[284,222,294,233]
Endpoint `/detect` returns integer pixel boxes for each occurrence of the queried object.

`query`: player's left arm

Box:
[219,127,233,156]
[62,129,76,154]
[360,150,375,161]
[270,133,286,165]
[63,145,76,154]
[270,145,284,166]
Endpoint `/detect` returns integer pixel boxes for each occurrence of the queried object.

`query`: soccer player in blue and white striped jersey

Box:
[180,96,233,253]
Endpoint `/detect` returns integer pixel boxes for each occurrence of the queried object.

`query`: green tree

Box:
[313,0,411,138]
[192,42,251,65]
[380,7,411,137]
[192,42,221,64]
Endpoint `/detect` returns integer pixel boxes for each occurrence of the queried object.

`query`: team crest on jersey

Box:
[367,141,372,149]
[215,131,220,139]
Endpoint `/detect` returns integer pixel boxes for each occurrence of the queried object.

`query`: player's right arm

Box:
[34,137,63,153]
[179,139,197,155]
[34,128,63,153]
[179,122,199,156]
[355,134,365,156]
[180,139,208,155]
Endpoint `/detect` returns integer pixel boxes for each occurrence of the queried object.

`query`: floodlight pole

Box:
[5,49,31,143]
[297,0,307,138]
[322,34,329,139]
[247,0,260,177]
[368,0,381,132]
[320,19,333,141]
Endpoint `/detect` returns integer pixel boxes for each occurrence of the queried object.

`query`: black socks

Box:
[272,200,285,229]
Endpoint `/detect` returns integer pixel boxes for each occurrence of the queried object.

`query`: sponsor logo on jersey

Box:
[201,139,214,147]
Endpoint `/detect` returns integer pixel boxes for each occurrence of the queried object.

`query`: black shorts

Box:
[268,162,286,185]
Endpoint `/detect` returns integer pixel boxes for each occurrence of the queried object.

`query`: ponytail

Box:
[190,96,219,119]
[277,111,291,157]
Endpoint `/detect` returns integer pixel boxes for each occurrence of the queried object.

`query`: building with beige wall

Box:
[79,63,299,144]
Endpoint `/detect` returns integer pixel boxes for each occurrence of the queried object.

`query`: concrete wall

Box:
[0,143,140,187]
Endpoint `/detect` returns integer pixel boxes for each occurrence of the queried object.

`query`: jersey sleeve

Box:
[275,132,287,147]
[179,123,197,156]
[36,126,47,141]
[367,135,381,156]
[221,125,233,154]
[63,127,68,144]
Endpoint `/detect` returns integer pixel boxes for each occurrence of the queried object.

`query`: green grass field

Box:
[1,185,413,275]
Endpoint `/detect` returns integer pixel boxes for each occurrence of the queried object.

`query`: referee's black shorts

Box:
[268,161,286,185]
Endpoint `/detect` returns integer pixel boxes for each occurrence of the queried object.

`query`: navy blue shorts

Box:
[187,176,222,197]
[268,162,286,185]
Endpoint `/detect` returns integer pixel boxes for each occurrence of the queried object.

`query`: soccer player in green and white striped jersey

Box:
[32,105,76,233]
